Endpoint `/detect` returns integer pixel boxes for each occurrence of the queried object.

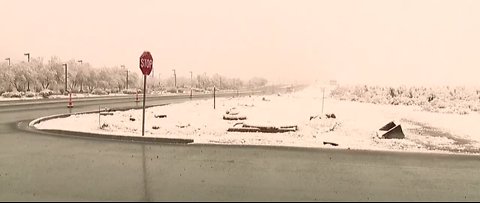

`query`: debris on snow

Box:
[176,124,191,128]
[100,112,114,116]
[326,113,336,119]
[379,121,396,131]
[223,115,247,120]
[377,121,405,139]
[323,141,339,146]
[329,122,340,132]
[228,123,297,133]
[310,113,336,120]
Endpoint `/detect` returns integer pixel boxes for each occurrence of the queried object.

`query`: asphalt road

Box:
[1,92,480,201]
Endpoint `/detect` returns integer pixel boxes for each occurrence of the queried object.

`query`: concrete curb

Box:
[28,104,194,144]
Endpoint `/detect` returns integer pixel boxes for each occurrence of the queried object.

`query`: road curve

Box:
[1,92,480,201]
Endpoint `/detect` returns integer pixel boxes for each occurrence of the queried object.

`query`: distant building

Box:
[329,80,338,86]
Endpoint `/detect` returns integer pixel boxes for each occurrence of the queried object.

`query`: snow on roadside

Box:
[34,84,480,155]
[0,93,130,101]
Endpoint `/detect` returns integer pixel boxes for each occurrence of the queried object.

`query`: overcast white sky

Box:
[1,0,480,86]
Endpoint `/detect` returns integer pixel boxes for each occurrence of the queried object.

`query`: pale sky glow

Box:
[1,0,480,86]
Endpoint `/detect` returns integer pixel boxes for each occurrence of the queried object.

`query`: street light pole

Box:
[24,53,31,91]
[121,65,128,90]
[63,63,68,93]
[174,69,177,88]
[5,58,10,66]
[322,87,325,115]
[77,60,83,92]
[190,71,193,99]
[203,72,206,90]
[24,53,30,62]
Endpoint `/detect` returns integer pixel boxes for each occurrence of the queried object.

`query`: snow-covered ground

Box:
[34,84,480,155]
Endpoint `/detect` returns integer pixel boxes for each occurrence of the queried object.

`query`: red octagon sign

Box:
[139,51,153,75]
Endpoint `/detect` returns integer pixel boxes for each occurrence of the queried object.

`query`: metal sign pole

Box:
[142,75,147,136]
[139,51,153,137]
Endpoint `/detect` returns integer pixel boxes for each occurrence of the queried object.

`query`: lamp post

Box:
[63,63,68,93]
[322,87,325,115]
[77,60,83,92]
[122,65,128,90]
[24,53,31,91]
[172,69,177,89]
[190,71,193,99]
[203,72,206,90]
[5,58,10,66]
[24,53,30,62]
[219,77,222,90]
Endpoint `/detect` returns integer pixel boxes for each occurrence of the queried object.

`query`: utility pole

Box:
[63,63,68,93]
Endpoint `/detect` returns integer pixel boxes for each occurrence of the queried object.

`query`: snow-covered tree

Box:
[37,57,60,90]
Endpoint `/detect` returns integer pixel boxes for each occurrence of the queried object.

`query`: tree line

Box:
[0,56,268,94]
[330,85,480,114]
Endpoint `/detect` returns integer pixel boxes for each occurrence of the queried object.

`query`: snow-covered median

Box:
[34,85,480,155]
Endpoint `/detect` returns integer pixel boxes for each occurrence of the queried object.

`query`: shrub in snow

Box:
[166,88,177,93]
[1,92,12,98]
[431,98,448,109]
[91,89,108,95]
[39,89,53,98]
[25,91,36,98]
[12,92,22,98]
[122,89,138,94]
[467,102,480,112]
[3,91,23,98]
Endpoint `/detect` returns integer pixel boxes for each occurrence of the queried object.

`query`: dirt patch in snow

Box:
[402,119,480,153]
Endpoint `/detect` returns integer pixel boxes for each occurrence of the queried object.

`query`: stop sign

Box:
[139,51,153,75]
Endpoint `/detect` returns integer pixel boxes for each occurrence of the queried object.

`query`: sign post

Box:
[139,51,153,136]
